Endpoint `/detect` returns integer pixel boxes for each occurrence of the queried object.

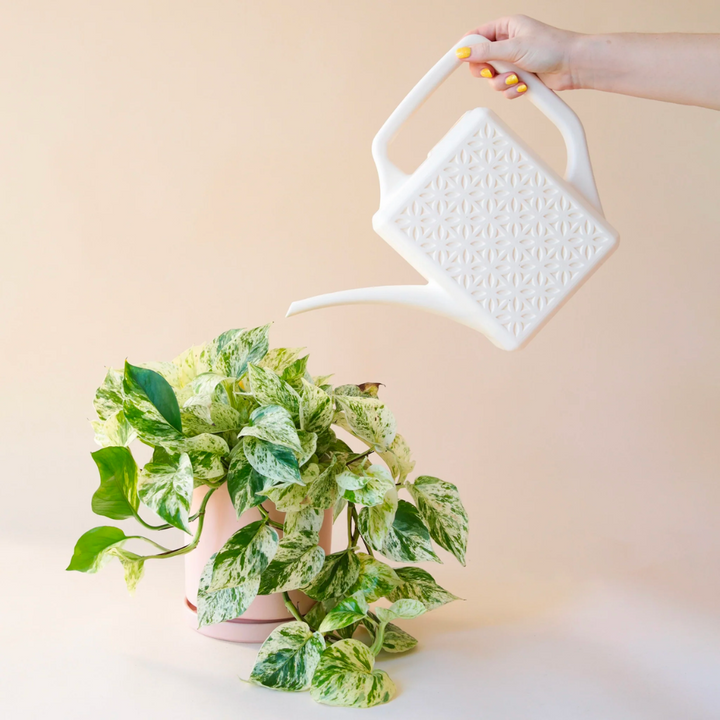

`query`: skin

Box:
[456,15,720,111]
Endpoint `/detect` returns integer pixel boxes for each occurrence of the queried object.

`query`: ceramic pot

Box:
[184,483,332,643]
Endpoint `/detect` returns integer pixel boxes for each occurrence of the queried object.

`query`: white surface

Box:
[3,541,720,719]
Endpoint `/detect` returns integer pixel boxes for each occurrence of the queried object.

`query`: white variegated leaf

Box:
[408,476,468,565]
[205,325,271,379]
[263,482,307,512]
[247,363,300,417]
[209,520,279,592]
[244,436,302,486]
[123,370,184,447]
[310,639,395,708]
[172,344,210,388]
[357,486,398,550]
[338,464,394,507]
[334,396,396,452]
[108,547,145,595]
[249,621,325,692]
[307,461,341,510]
[380,500,439,563]
[318,591,368,633]
[363,617,418,654]
[387,566,460,611]
[348,553,400,602]
[284,506,324,535]
[167,433,229,482]
[258,530,325,595]
[379,433,415,482]
[375,598,426,624]
[300,379,334,434]
[258,347,305,374]
[91,409,137,448]
[303,550,361,601]
[93,368,124,421]
[180,401,242,436]
[196,552,259,627]
[138,451,194,533]
[139,360,181,389]
[296,430,317,467]
[226,444,270,518]
[239,404,302,452]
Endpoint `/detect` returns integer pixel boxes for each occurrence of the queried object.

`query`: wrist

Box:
[567,33,596,90]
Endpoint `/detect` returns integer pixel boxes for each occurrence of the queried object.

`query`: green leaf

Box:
[138,451,194,533]
[258,347,304,374]
[408,476,469,565]
[348,553,400,602]
[93,368,124,420]
[227,444,269,518]
[280,355,309,389]
[284,506,324,535]
[66,526,129,573]
[380,500,439,563]
[91,409,137,448]
[239,405,302,452]
[357,487,398,550]
[250,621,325,692]
[334,396,396,452]
[209,520,279,592]
[124,361,182,432]
[196,552,259,627]
[258,530,325,595]
[306,460,340,510]
[206,325,271,378]
[362,617,418,654]
[243,436,302,486]
[295,430,317,467]
[375,598,426,624]
[387,567,460,611]
[310,639,395,708]
[379,433,415,482]
[303,549,361,601]
[318,591,368,633]
[336,464,394,507]
[300,379,333,434]
[247,363,300,417]
[303,599,329,631]
[90,446,139,520]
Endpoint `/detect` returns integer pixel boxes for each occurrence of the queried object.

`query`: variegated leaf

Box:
[226,444,270,518]
[168,433,229,482]
[348,553,400,602]
[138,451,193,533]
[363,616,418,654]
[303,549,361,601]
[91,409,137,448]
[310,639,395,708]
[243,436,302,486]
[379,433,415,482]
[206,325,271,379]
[258,530,325,595]
[357,486,398,550]
[108,547,145,594]
[375,598,426,624]
[90,446,139,520]
[300,379,333,434]
[208,520,279,592]
[247,363,300,417]
[66,526,130,574]
[334,396,396,452]
[380,500,439,563]
[307,460,340,510]
[280,355,309,389]
[408,476,468,565]
[93,368,124,420]
[318,591,368,633]
[172,343,210,388]
[197,552,259,627]
[250,621,325,692]
[258,347,305,374]
[284,506,324,534]
[239,404,301,452]
[295,430,317,467]
[123,363,184,446]
[337,464,394,507]
[180,401,242,436]
[387,567,460,611]
[263,482,307,513]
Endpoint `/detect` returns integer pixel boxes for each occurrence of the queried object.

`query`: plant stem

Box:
[258,505,284,531]
[283,591,303,622]
[127,535,173,553]
[145,488,216,560]
[133,509,202,532]
[348,448,373,465]
[351,506,360,546]
[362,537,375,557]
[369,622,387,656]
[346,502,354,547]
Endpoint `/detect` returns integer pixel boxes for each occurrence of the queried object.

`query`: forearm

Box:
[572,33,720,110]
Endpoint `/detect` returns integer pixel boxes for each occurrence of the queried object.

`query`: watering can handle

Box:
[371,34,603,214]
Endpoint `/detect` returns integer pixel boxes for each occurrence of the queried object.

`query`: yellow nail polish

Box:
[456,46,471,59]
[516,83,527,93]
[480,68,493,78]
[505,73,519,85]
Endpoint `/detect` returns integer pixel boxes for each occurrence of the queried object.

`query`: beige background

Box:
[1,1,719,717]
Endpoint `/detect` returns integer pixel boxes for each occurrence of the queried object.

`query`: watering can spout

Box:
[287,283,458,322]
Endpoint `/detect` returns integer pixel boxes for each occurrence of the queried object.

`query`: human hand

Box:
[456,15,583,99]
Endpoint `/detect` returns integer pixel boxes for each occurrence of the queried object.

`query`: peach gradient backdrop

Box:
[1,0,718,629]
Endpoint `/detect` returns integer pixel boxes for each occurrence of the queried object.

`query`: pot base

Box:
[184,598,293,643]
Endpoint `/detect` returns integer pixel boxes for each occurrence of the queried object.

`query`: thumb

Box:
[456,39,521,64]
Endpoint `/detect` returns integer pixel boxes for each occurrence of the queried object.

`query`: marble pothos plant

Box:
[67,325,468,709]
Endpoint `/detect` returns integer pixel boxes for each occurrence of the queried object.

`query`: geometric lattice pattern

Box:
[393,117,615,340]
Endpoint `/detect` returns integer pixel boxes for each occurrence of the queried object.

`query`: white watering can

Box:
[287,34,619,350]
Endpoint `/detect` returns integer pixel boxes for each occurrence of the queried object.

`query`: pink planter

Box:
[184,484,332,643]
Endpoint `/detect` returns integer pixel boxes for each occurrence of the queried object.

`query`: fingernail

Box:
[516,83,527,93]
[480,68,493,78]
[456,47,471,59]
[505,73,519,85]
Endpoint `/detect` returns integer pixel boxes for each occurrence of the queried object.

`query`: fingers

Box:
[465,16,514,42]
[473,68,528,99]
[468,62,496,79]
[455,38,520,64]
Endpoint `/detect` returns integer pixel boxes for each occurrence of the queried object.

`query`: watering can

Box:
[286,34,619,350]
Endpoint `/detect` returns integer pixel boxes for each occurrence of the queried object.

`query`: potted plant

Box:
[68,325,469,708]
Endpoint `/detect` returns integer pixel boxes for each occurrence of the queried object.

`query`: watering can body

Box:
[287,35,619,350]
